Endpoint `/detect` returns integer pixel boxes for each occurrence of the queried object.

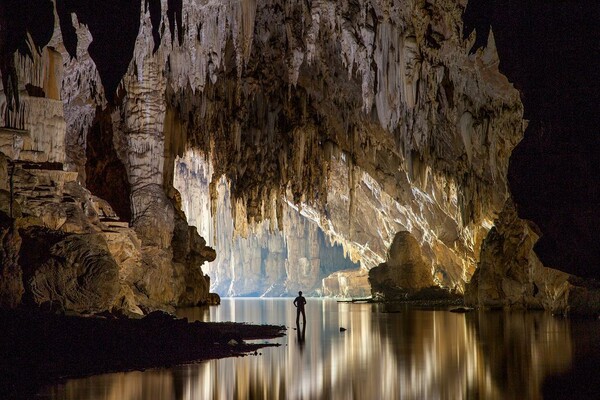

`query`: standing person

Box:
[293,291,307,326]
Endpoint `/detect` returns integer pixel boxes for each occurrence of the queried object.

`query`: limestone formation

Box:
[0,27,216,314]
[369,231,440,300]
[173,153,358,297]
[22,230,120,313]
[465,200,600,315]
[10,0,596,310]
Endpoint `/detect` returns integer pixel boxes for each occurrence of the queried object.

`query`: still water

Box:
[39,299,600,400]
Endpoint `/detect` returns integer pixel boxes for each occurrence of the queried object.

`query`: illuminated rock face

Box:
[153,0,522,294]
[0,30,215,314]
[369,231,437,300]
[173,154,358,297]
[3,1,534,304]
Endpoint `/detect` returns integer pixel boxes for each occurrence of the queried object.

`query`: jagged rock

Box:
[3,0,537,306]
[0,15,217,316]
[465,200,600,315]
[131,184,175,249]
[369,231,436,300]
[50,0,524,297]
[174,155,359,297]
[19,229,120,313]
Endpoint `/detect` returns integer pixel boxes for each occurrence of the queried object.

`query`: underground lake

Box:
[37,298,600,400]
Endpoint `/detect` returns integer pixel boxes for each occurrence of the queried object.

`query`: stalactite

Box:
[35,0,527,296]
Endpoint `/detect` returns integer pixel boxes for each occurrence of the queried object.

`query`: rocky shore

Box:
[0,309,286,399]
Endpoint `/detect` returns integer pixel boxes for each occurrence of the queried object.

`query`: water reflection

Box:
[40,299,575,400]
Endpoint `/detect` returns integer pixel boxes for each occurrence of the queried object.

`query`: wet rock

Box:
[206,292,221,305]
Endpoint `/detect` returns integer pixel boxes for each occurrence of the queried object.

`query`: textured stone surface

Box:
[0,212,24,308]
[175,1,522,293]
[21,230,120,313]
[369,231,436,300]
[0,36,215,313]
[41,0,525,297]
[465,200,600,315]
[6,0,597,309]
[174,154,359,297]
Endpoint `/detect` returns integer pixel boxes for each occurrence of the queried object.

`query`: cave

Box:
[1,0,600,398]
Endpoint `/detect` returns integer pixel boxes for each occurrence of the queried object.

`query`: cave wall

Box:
[153,0,524,293]
[3,0,527,301]
[173,152,359,297]
[0,2,216,314]
[464,0,600,278]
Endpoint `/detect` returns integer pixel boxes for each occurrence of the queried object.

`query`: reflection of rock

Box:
[465,200,600,315]
[85,300,573,400]
[465,311,572,399]
[368,231,437,300]
[322,269,371,298]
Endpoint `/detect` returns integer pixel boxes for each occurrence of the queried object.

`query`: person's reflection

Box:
[296,321,306,352]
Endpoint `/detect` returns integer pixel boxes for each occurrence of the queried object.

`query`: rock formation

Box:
[0,18,216,313]
[369,231,436,300]
[173,153,359,297]
[2,0,596,314]
[465,200,600,315]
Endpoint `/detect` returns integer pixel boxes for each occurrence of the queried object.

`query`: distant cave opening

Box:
[173,155,360,298]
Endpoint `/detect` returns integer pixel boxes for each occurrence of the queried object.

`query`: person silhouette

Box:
[293,291,307,326]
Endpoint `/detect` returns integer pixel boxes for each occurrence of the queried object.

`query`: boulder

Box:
[369,231,435,300]
[465,199,600,315]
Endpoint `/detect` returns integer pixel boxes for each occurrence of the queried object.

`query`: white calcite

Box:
[51,0,525,298]
[13,0,596,312]
[173,152,358,297]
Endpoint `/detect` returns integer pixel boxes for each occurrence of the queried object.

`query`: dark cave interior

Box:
[464,0,600,277]
[2,0,599,278]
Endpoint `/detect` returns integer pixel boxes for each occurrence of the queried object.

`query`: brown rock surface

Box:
[465,200,600,315]
[20,230,120,313]
[0,212,24,308]
[368,231,436,300]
